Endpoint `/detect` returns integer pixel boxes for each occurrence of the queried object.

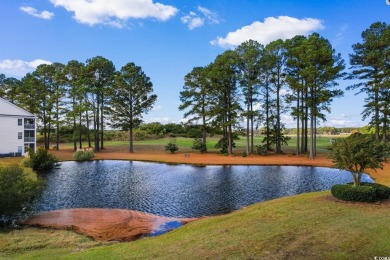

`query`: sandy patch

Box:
[22,208,195,242]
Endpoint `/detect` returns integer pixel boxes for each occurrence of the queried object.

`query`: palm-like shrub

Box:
[73,149,94,161]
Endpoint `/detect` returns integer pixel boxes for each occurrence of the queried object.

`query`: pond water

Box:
[34,160,373,218]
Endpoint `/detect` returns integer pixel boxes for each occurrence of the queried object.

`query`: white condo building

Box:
[0,97,36,157]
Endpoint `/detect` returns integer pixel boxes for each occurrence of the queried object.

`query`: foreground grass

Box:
[1,191,389,259]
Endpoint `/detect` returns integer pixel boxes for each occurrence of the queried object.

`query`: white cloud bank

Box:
[20,6,54,20]
[49,0,178,27]
[0,59,52,77]
[211,16,324,48]
[181,6,220,30]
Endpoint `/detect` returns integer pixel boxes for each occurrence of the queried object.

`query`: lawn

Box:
[1,192,389,259]
[53,134,338,154]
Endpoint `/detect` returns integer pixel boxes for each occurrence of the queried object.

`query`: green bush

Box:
[0,165,44,225]
[255,145,269,155]
[25,147,59,171]
[73,149,94,161]
[360,182,390,200]
[331,184,377,202]
[165,141,178,154]
[215,137,235,154]
[192,138,207,153]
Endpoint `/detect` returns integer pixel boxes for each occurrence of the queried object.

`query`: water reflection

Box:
[35,161,373,218]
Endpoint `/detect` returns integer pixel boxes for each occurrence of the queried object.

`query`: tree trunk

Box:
[250,101,254,154]
[276,83,281,154]
[374,87,380,141]
[129,127,134,153]
[202,100,207,146]
[296,89,300,155]
[56,99,59,150]
[85,110,91,147]
[73,99,77,151]
[383,113,387,142]
[79,108,82,149]
[95,94,100,151]
[100,93,104,150]
[309,111,315,159]
[265,82,270,150]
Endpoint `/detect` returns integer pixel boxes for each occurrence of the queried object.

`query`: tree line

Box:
[179,22,390,158]
[1,22,389,158]
[0,56,156,153]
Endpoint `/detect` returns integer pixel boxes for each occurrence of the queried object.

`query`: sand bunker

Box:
[22,208,195,242]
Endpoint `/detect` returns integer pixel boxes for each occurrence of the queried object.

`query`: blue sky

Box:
[1,0,389,128]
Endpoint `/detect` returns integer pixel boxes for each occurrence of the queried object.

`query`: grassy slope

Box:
[3,192,389,259]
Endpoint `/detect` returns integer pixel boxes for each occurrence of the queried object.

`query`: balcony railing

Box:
[24,137,35,142]
[24,124,35,129]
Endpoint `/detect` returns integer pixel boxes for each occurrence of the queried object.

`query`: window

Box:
[18,146,22,154]
[18,132,22,139]
[18,119,22,126]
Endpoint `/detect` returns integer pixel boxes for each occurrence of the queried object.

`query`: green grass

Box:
[56,135,338,154]
[2,191,389,259]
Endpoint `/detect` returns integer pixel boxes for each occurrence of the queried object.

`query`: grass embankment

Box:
[1,139,389,259]
[2,192,389,259]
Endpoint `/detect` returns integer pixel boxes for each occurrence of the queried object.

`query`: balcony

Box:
[24,137,35,142]
[24,124,35,129]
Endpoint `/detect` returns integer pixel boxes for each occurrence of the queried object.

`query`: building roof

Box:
[0,97,35,117]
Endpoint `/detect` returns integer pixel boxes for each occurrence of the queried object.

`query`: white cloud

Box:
[281,114,295,127]
[20,6,54,20]
[0,59,52,77]
[211,16,324,48]
[197,6,220,25]
[334,24,348,45]
[181,6,220,30]
[49,0,178,27]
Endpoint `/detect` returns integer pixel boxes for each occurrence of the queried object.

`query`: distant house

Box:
[0,97,36,157]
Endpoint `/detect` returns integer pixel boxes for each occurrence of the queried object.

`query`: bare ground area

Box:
[22,208,195,242]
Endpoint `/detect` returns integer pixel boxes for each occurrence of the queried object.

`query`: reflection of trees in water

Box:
[35,162,373,218]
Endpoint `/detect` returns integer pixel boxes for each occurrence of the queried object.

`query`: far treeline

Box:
[0,22,389,158]
[180,22,390,158]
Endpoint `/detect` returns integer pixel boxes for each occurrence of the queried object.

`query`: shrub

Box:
[331,184,377,202]
[25,147,59,171]
[192,138,207,153]
[165,141,178,154]
[255,145,269,156]
[0,165,44,225]
[215,137,235,154]
[73,149,94,161]
[359,182,390,200]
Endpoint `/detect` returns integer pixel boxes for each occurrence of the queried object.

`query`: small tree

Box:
[192,138,207,153]
[26,147,59,171]
[165,140,179,154]
[329,133,389,186]
[0,165,44,224]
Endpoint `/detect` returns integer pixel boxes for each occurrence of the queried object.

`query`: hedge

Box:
[331,182,390,202]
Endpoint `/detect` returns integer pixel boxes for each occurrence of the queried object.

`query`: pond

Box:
[34,160,373,218]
